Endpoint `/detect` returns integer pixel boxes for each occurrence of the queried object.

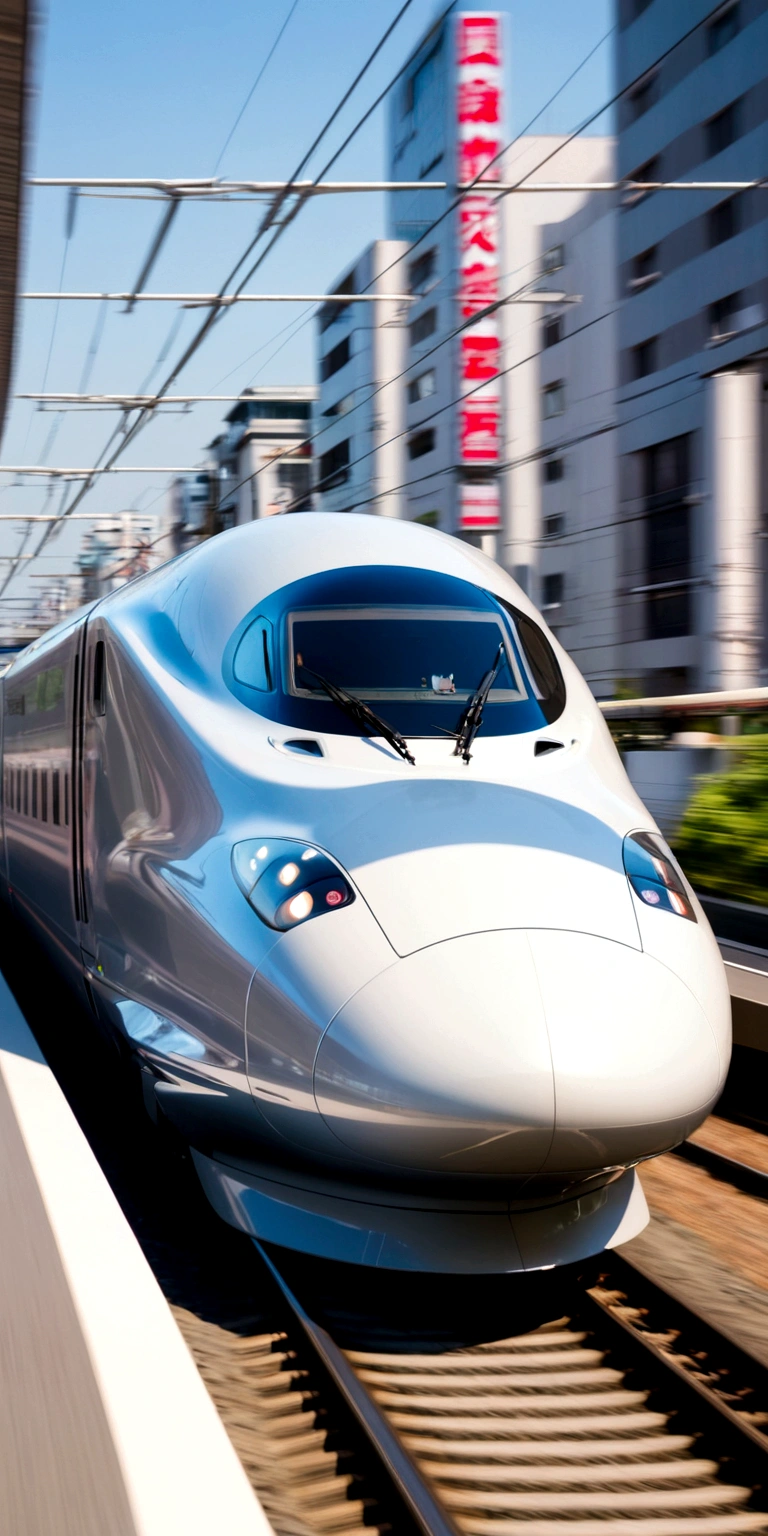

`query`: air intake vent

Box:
[534,739,564,757]
[283,739,323,757]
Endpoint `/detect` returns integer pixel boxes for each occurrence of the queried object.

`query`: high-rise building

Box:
[615,0,768,692]
[315,241,409,518]
[383,10,617,602]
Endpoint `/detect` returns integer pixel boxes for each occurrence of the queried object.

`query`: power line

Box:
[12,0,422,580]
[304,381,705,523]
[213,0,302,175]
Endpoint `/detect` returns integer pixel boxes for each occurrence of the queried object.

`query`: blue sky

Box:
[0,0,613,611]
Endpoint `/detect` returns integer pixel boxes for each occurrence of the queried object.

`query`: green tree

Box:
[674,748,768,907]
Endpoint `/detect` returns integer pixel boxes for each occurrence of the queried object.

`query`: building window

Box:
[629,72,657,120]
[543,457,564,483]
[544,515,565,539]
[321,335,351,381]
[647,590,690,639]
[318,438,350,491]
[408,370,437,404]
[708,195,741,248]
[628,246,660,291]
[623,155,660,208]
[709,291,742,341]
[323,391,355,418]
[408,428,436,459]
[708,3,739,55]
[706,99,741,158]
[540,244,565,277]
[409,248,437,295]
[409,307,438,346]
[632,336,657,379]
[543,315,562,348]
[318,271,356,333]
[643,435,689,500]
[542,573,564,607]
[542,381,565,418]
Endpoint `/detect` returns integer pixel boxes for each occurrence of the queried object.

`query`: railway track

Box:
[4,915,768,1535]
[259,1243,768,1536]
[673,1140,768,1201]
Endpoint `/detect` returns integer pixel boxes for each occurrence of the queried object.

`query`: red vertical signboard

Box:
[456,12,503,530]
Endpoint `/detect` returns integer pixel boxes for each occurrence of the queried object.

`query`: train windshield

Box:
[288,609,525,703]
[226,566,566,737]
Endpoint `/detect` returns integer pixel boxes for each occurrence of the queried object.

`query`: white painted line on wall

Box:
[0,971,272,1536]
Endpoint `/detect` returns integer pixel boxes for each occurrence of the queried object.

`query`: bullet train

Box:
[0,513,730,1272]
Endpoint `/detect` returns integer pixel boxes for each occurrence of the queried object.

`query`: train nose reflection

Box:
[313,930,554,1176]
[526,929,724,1174]
[313,926,725,1183]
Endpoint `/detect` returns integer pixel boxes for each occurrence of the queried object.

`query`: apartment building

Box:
[615,0,768,692]
[314,241,409,518]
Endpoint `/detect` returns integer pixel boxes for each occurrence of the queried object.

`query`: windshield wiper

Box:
[299,666,416,765]
[453,643,505,764]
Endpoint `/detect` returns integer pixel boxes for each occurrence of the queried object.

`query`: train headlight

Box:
[623,830,696,922]
[231,838,354,931]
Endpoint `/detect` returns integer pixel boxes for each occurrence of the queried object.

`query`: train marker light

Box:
[623,830,696,922]
[231,838,355,930]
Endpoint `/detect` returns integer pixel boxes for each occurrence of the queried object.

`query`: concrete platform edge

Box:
[0,966,272,1536]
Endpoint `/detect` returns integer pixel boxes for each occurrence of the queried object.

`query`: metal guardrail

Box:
[599,687,768,720]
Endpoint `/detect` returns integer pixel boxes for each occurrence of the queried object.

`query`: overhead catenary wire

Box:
[6,0,738,615]
[210,0,741,526]
[213,0,302,175]
[10,0,423,583]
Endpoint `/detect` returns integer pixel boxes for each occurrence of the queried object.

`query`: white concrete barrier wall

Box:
[0,968,272,1536]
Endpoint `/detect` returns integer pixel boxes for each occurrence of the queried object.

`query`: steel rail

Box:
[671,1139,768,1201]
[254,1241,461,1536]
[252,1237,768,1535]
[591,1250,768,1463]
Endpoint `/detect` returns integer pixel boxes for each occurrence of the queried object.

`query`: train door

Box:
[72,621,104,971]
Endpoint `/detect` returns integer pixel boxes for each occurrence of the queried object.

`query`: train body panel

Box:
[0,514,731,1271]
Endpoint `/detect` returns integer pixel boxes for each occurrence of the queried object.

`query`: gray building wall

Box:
[315,241,409,518]
[536,187,620,698]
[615,0,768,692]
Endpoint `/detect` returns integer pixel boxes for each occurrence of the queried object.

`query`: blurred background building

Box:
[315,241,409,519]
[4,3,767,708]
[614,0,768,696]
[77,511,162,603]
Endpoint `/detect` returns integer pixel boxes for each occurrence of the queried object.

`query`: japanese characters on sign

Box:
[459,481,501,531]
[456,12,503,522]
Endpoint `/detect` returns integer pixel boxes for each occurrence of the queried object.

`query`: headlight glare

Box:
[623,830,696,922]
[232,837,354,930]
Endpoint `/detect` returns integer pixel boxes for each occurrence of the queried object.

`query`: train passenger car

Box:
[0,514,731,1272]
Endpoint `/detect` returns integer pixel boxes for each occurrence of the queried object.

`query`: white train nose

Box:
[314,930,554,1176]
[527,929,725,1173]
[313,928,725,1178]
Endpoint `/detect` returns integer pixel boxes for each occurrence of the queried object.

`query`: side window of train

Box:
[92,640,107,716]
[233,616,274,692]
[499,601,566,725]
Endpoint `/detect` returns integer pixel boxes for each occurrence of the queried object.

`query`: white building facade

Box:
[315,241,409,518]
[211,387,317,528]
